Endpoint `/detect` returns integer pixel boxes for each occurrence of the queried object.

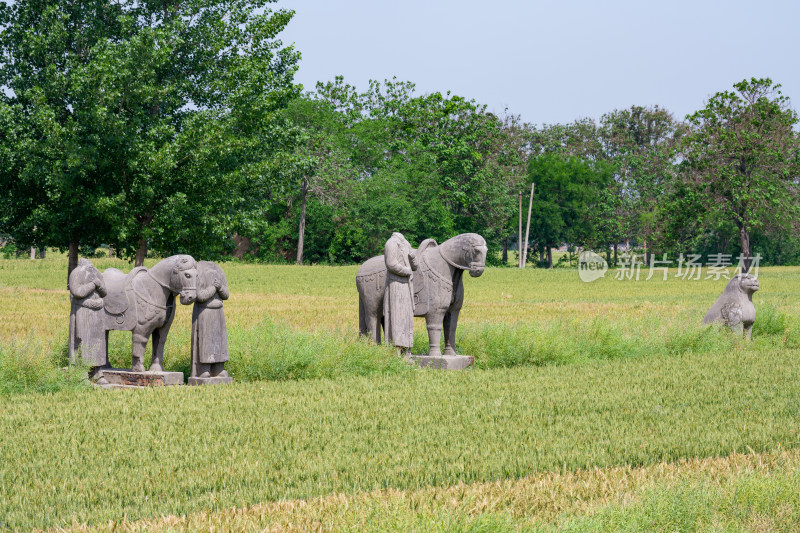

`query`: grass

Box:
[2,253,799,340]
[47,449,800,532]
[3,346,800,530]
[1,253,799,388]
[1,253,800,530]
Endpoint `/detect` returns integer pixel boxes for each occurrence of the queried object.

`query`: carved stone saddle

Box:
[102,267,147,329]
[412,239,452,317]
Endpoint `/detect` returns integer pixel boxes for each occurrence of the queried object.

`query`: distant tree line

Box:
[261,76,800,270]
[1,1,799,277]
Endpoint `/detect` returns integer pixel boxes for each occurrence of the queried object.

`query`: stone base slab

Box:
[188,376,233,386]
[408,354,474,370]
[95,369,184,388]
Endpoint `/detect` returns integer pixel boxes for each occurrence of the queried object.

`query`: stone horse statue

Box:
[356,233,487,356]
[100,255,198,372]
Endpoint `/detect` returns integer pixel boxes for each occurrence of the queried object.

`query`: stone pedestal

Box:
[408,354,474,370]
[188,375,233,386]
[94,369,184,389]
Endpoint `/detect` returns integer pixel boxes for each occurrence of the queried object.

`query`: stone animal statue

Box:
[99,255,198,372]
[356,233,487,356]
[703,273,759,339]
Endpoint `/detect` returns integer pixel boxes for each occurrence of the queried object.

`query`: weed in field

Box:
[754,303,791,337]
[227,320,409,381]
[0,335,88,394]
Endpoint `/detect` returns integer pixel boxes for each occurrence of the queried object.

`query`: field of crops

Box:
[1,254,800,531]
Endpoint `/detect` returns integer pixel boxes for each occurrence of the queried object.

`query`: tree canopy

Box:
[0,0,302,277]
[670,78,800,270]
[1,8,799,273]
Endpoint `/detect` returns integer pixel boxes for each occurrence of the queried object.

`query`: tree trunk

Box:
[502,238,508,265]
[539,248,545,264]
[296,179,307,265]
[614,243,618,267]
[739,226,752,273]
[39,247,46,259]
[547,247,553,269]
[134,237,147,267]
[30,246,36,260]
[606,246,611,265]
[68,237,79,287]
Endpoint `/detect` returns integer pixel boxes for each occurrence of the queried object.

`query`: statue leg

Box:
[196,363,211,378]
[442,309,460,356]
[426,313,445,357]
[131,331,148,372]
[358,295,368,336]
[744,324,753,341]
[150,306,175,372]
[103,330,110,368]
[149,326,168,372]
[211,362,228,378]
[365,308,381,344]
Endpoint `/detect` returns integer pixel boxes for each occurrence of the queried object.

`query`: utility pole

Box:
[522,183,535,268]
[517,191,523,268]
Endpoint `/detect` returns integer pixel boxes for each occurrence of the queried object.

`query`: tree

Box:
[298,77,524,261]
[281,96,356,264]
[678,78,800,271]
[0,0,301,278]
[528,154,613,268]
[599,106,684,260]
[0,0,125,278]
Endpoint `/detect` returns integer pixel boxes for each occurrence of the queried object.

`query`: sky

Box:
[273,0,800,126]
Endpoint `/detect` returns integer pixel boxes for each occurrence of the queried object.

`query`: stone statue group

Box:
[67,232,491,383]
[68,255,231,386]
[67,229,760,386]
[356,232,488,368]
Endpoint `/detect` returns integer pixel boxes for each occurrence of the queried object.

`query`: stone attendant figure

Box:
[68,258,108,368]
[191,261,230,379]
[383,232,418,354]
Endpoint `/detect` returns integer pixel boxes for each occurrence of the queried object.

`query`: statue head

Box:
[197,261,227,294]
[721,272,759,300]
[736,273,760,295]
[391,232,411,248]
[461,233,488,278]
[169,255,198,304]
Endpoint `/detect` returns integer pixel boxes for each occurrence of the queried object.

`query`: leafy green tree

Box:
[295,77,525,262]
[0,0,125,277]
[528,154,613,268]
[281,95,357,264]
[677,78,800,271]
[0,0,300,277]
[599,106,684,259]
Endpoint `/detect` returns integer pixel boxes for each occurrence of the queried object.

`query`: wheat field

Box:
[1,254,799,531]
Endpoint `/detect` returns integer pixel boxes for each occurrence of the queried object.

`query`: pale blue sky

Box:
[274,0,800,125]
